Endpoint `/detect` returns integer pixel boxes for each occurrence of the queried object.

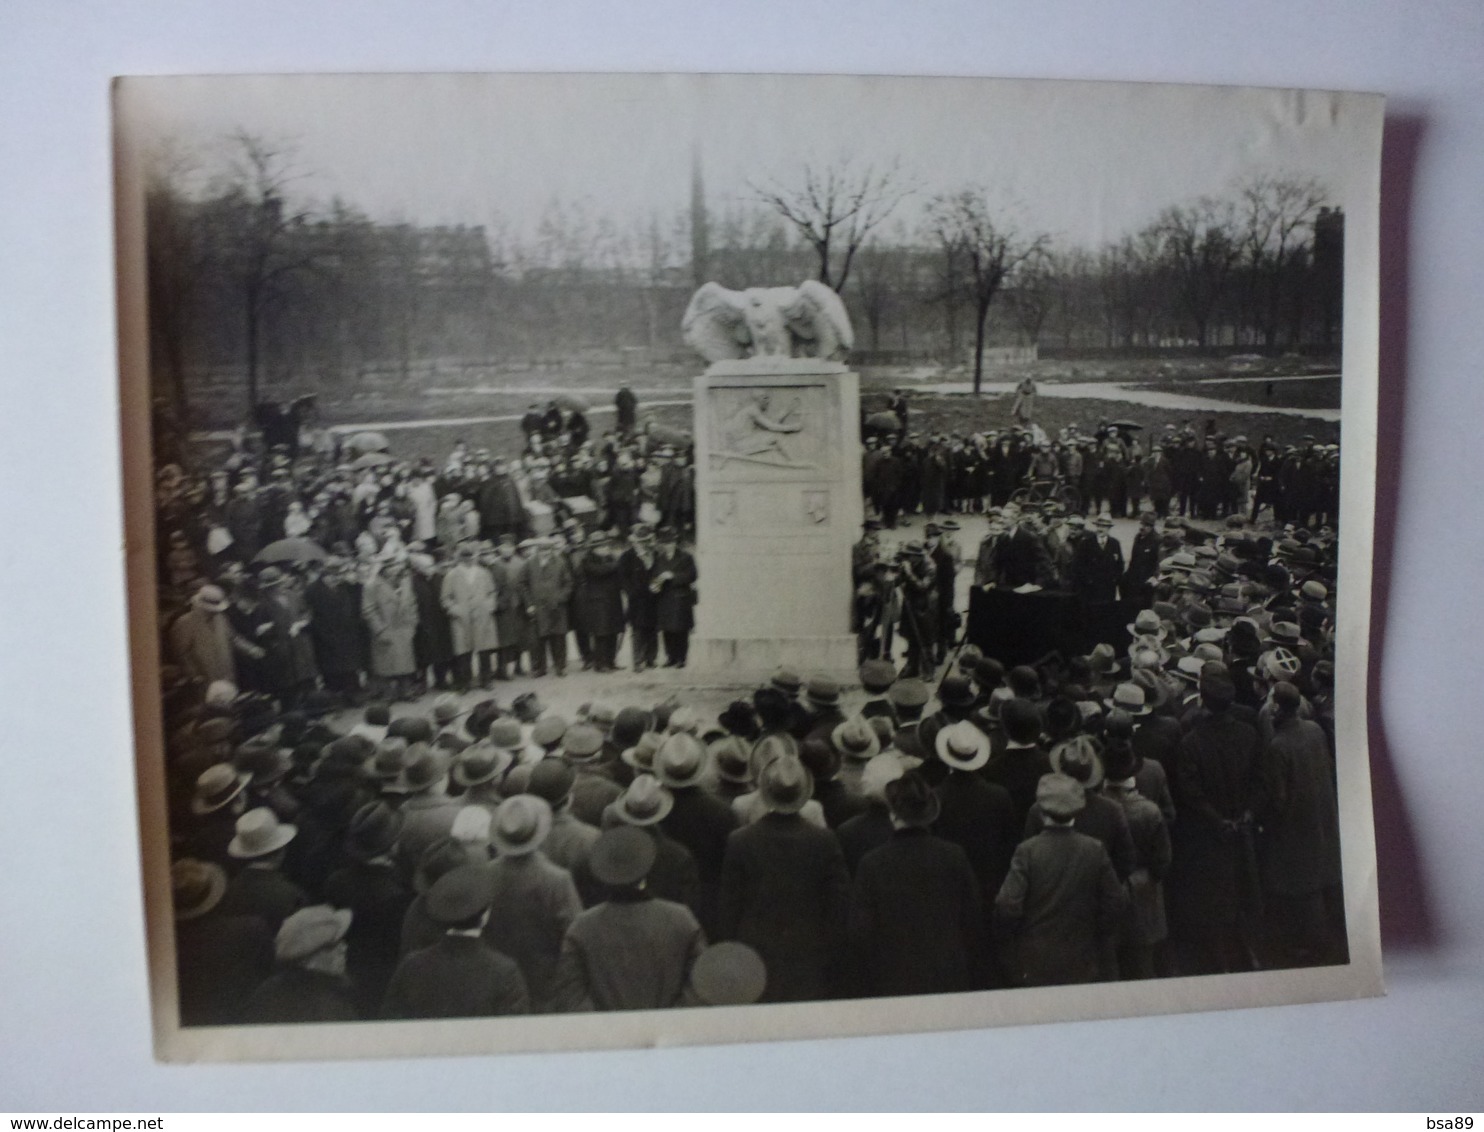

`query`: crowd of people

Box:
[158,389,703,708]
[155,385,1346,1026]
[862,410,1341,527]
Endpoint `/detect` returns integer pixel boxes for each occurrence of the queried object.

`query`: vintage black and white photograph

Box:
[112,73,1383,1060]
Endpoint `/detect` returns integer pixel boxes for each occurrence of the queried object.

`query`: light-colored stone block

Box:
[691,358,863,678]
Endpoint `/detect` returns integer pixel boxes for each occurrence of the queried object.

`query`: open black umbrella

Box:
[1110,419,1144,431]
[344,430,391,453]
[253,538,328,565]
[554,392,590,412]
[865,410,903,431]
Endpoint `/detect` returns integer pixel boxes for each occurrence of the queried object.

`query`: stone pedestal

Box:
[691,358,863,680]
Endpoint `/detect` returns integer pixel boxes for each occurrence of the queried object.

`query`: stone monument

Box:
[681,281,864,677]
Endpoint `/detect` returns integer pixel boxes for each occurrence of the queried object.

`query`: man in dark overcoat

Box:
[651,527,697,668]
[1168,664,1266,975]
[572,533,627,672]
[994,774,1128,987]
[1070,514,1125,603]
[519,537,574,677]
[381,865,531,1019]
[619,526,660,671]
[717,756,851,1002]
[850,771,986,997]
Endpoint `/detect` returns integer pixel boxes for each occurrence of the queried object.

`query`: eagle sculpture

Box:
[681,280,854,363]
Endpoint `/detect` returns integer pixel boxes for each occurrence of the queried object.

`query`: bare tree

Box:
[753,158,912,292]
[926,187,1050,393]
[1237,173,1328,349]
[143,141,208,440]
[1149,197,1241,347]
[207,131,325,414]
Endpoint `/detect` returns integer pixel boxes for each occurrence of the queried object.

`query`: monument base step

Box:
[682,636,860,683]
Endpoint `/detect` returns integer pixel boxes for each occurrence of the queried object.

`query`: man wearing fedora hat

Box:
[172,858,274,1026]
[482,795,583,1009]
[218,807,308,934]
[718,755,851,1002]
[170,583,240,687]
[1101,731,1172,980]
[1167,662,1265,976]
[1070,514,1125,604]
[799,675,849,747]
[526,760,601,893]
[549,827,707,1012]
[321,801,412,1015]
[1258,681,1343,968]
[244,905,359,1023]
[394,748,466,878]
[982,698,1053,834]
[183,762,253,865]
[930,722,1017,920]
[382,864,531,1018]
[654,733,738,938]
[602,774,701,915]
[849,771,986,997]
[561,722,623,828]
[995,774,1128,987]
[1025,737,1136,884]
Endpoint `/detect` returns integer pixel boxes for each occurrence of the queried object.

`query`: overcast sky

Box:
[118,72,1376,251]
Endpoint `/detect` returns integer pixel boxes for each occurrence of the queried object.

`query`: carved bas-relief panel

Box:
[704,383,839,483]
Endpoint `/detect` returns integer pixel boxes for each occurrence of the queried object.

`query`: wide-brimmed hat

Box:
[526,759,576,806]
[887,678,930,709]
[858,659,897,693]
[234,740,293,787]
[884,771,941,828]
[257,566,286,588]
[1129,668,1171,711]
[1087,643,1120,675]
[511,691,545,723]
[426,863,495,925]
[397,747,449,794]
[804,675,841,706]
[611,774,674,827]
[758,755,813,814]
[935,720,991,772]
[588,826,657,888]
[451,743,512,789]
[689,941,767,1006]
[190,763,251,815]
[191,584,230,614]
[748,733,798,780]
[831,717,881,762]
[1050,735,1105,790]
[1258,647,1303,682]
[1126,608,1166,640]
[345,800,404,860]
[937,675,976,709]
[562,723,605,764]
[275,905,353,963]
[859,752,907,802]
[491,794,553,856]
[1267,620,1303,646]
[172,858,228,922]
[227,807,298,859]
[708,735,753,784]
[488,719,526,753]
[620,731,663,775]
[655,732,707,789]
[1037,772,1088,820]
[431,694,465,727]
[1103,682,1151,716]
[768,667,803,695]
[530,715,569,751]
